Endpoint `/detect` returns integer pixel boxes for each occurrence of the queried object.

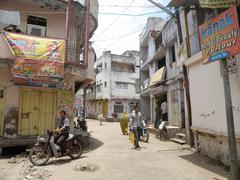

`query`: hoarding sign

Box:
[199,6,240,64]
[3,32,65,87]
[3,32,65,62]
[199,0,240,8]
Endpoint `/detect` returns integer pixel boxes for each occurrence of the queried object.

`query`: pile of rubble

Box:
[8,153,27,164]
[74,163,99,172]
[20,161,52,180]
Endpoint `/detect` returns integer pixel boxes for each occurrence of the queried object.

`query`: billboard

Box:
[3,32,65,62]
[199,6,240,64]
[3,32,65,87]
[199,0,240,8]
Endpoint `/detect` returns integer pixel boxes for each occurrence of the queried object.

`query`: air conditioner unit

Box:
[27,24,46,36]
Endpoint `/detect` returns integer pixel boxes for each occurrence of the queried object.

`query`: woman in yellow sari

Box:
[120,112,129,135]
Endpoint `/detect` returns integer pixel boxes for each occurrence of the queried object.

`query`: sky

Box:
[91,0,171,58]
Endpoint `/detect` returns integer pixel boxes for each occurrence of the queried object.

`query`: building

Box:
[139,17,166,122]
[0,0,98,152]
[91,50,140,120]
[140,15,187,142]
[168,0,240,166]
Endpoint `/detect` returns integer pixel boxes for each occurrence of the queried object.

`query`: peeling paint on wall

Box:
[3,107,18,139]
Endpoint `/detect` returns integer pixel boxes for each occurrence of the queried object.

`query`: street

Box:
[0,120,229,180]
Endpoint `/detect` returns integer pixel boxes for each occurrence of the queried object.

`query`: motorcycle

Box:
[139,120,149,142]
[156,121,168,141]
[75,116,88,132]
[28,130,83,166]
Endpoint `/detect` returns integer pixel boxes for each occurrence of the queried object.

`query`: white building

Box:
[168,0,240,165]
[139,17,166,122]
[94,50,140,119]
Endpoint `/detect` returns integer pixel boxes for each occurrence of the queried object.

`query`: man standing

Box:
[55,110,70,154]
[129,105,142,149]
[161,100,168,122]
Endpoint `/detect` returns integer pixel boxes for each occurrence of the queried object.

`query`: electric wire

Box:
[96,0,136,39]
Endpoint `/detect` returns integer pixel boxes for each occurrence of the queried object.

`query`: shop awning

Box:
[149,67,165,87]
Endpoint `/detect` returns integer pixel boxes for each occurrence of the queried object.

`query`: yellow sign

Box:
[199,0,240,8]
[3,31,65,63]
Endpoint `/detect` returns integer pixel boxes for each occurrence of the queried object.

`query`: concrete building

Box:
[139,15,186,142]
[0,0,98,151]
[168,0,240,166]
[139,17,166,122]
[91,50,140,120]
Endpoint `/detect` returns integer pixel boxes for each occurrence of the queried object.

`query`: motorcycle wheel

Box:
[69,143,83,159]
[29,148,50,166]
[142,129,149,142]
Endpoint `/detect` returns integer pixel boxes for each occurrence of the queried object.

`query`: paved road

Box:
[0,120,229,180]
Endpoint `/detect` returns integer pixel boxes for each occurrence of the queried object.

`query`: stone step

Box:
[175,133,186,139]
[170,138,186,145]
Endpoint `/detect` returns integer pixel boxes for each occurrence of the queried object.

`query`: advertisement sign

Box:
[12,59,64,78]
[199,0,240,8]
[3,32,65,62]
[199,6,240,64]
[3,32,66,87]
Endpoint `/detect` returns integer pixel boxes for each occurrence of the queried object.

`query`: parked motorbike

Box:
[28,130,83,166]
[139,120,149,142]
[75,116,88,132]
[156,121,168,141]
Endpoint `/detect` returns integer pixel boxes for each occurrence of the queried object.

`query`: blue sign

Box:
[209,51,230,62]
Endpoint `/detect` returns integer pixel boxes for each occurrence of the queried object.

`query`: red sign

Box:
[199,6,240,64]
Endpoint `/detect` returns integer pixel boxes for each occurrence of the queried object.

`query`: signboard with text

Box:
[3,32,65,87]
[199,6,240,64]
[199,0,240,8]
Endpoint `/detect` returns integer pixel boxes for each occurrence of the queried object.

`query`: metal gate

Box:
[0,86,4,136]
[19,89,57,136]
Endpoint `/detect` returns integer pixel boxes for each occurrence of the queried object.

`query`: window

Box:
[27,15,47,36]
[115,82,128,89]
[105,62,107,69]
[171,46,176,63]
[114,104,124,113]
[97,84,102,92]
[104,82,107,88]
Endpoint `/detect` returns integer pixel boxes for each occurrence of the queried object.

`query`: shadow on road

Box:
[179,152,229,179]
[84,137,104,153]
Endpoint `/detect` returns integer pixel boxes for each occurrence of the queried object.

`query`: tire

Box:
[29,148,50,166]
[69,143,83,159]
[142,129,149,142]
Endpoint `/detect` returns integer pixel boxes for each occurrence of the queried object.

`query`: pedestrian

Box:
[120,112,129,135]
[129,105,142,150]
[98,114,104,125]
[161,100,168,122]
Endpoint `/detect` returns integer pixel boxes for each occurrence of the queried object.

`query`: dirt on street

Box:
[0,119,229,180]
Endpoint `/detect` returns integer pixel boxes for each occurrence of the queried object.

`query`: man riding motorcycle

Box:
[54,110,70,155]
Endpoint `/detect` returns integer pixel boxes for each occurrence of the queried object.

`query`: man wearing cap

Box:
[129,105,142,149]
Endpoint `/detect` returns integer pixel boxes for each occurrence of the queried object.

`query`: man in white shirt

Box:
[161,100,168,122]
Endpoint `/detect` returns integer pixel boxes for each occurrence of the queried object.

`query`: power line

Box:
[96,0,135,39]
[94,17,166,42]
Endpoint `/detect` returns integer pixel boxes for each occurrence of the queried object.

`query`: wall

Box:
[0,1,67,39]
[96,51,111,99]
[0,64,19,138]
[0,34,14,60]
[187,53,240,164]
[189,60,228,134]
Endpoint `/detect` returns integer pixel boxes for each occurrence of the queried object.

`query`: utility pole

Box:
[221,59,240,180]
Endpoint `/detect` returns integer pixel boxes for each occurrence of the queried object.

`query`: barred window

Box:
[114,104,124,113]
